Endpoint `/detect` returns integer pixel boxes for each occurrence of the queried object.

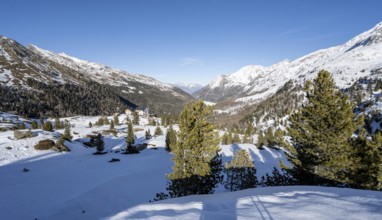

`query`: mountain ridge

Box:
[196,21,382,109]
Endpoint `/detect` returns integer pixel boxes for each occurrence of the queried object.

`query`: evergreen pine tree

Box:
[221,132,229,145]
[43,121,53,132]
[95,133,105,153]
[351,129,382,190]
[227,132,233,145]
[154,126,163,136]
[265,127,275,147]
[257,131,264,148]
[132,112,139,125]
[39,114,44,129]
[166,100,222,198]
[110,119,115,130]
[126,123,135,147]
[89,121,93,128]
[63,121,73,141]
[224,149,258,191]
[54,117,61,129]
[145,129,152,140]
[113,115,120,125]
[233,133,241,143]
[286,70,363,185]
[31,120,38,130]
[165,125,177,152]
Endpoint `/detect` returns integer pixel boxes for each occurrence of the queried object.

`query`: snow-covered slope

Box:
[109,186,382,220]
[0,114,288,220]
[26,45,177,93]
[0,36,193,116]
[196,21,382,107]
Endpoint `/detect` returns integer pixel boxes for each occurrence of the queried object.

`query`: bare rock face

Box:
[14,130,35,139]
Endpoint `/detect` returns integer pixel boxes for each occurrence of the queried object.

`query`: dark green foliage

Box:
[110,119,115,130]
[96,117,104,126]
[257,130,264,148]
[89,122,92,128]
[54,117,61,129]
[260,167,293,187]
[145,129,152,140]
[286,70,363,185]
[350,130,382,190]
[94,133,105,153]
[221,132,229,145]
[265,127,275,147]
[126,123,134,147]
[113,115,120,125]
[166,100,222,198]
[224,149,258,191]
[0,78,137,117]
[63,121,73,141]
[132,112,139,125]
[31,120,38,129]
[39,115,44,129]
[154,126,163,136]
[233,133,241,144]
[43,121,53,132]
[165,125,177,152]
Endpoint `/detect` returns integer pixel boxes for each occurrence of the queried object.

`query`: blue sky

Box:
[1,0,382,85]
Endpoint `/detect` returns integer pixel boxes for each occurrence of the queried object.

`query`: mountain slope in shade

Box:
[196,21,382,108]
[0,36,193,116]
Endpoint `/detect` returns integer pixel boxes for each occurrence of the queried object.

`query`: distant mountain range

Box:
[0,37,193,116]
[173,83,204,95]
[195,21,382,115]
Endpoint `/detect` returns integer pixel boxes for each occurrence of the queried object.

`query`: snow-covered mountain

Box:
[0,36,193,116]
[174,82,204,95]
[196,21,382,109]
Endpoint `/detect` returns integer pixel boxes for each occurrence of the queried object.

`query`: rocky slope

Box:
[0,37,193,116]
[196,21,382,114]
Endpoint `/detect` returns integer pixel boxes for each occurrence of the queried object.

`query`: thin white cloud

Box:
[275,27,306,37]
[301,33,341,42]
[179,57,202,66]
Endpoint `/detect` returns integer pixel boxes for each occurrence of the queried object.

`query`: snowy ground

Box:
[109,186,382,220]
[1,113,382,219]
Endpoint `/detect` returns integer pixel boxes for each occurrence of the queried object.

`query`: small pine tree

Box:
[133,112,139,125]
[39,114,44,129]
[31,120,38,129]
[265,127,275,147]
[221,132,229,145]
[145,129,152,140]
[95,133,105,153]
[126,123,134,147]
[257,131,264,148]
[227,132,233,144]
[54,117,61,129]
[233,133,241,143]
[224,149,258,191]
[96,117,104,126]
[103,117,109,125]
[350,129,382,190]
[110,119,115,130]
[113,115,120,125]
[89,121,93,128]
[154,126,163,137]
[165,125,177,152]
[43,121,53,132]
[63,121,73,141]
